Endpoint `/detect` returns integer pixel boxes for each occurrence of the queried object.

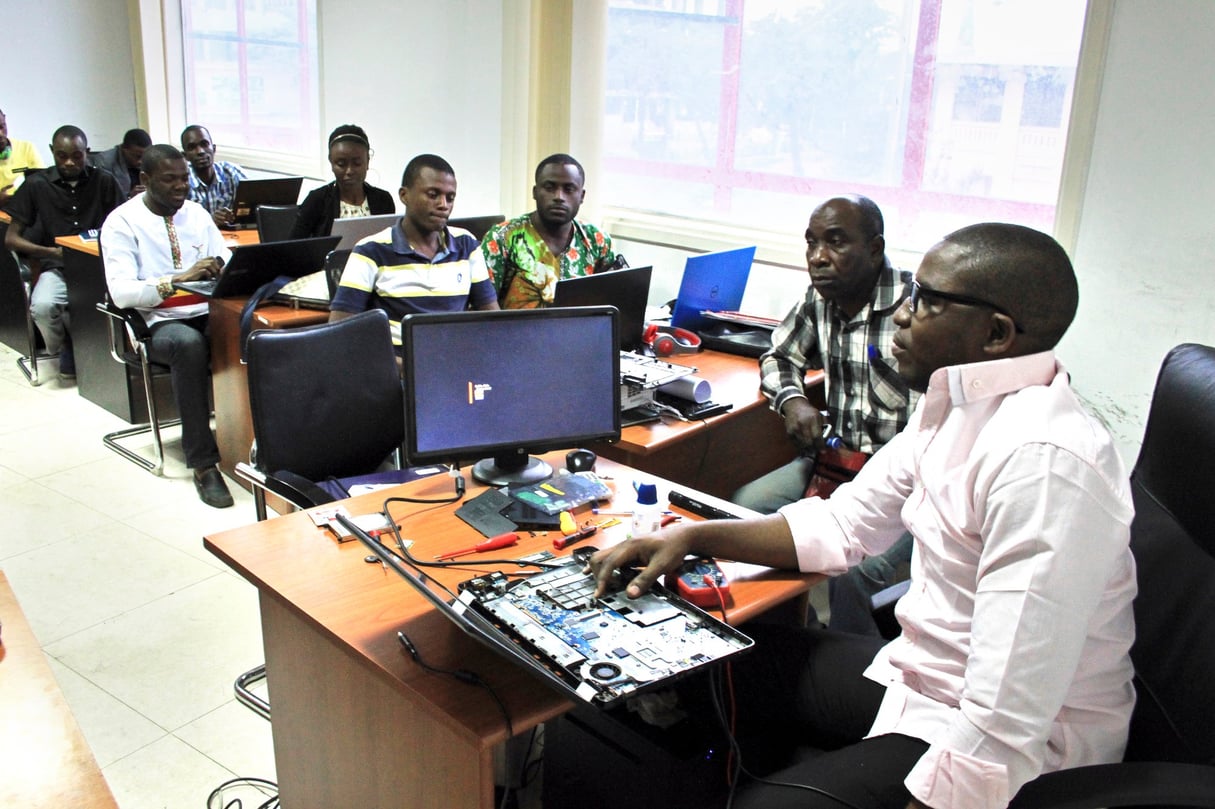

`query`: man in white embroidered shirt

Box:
[590,223,1136,809]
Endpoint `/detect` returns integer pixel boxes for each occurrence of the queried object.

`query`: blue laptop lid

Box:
[669,245,757,332]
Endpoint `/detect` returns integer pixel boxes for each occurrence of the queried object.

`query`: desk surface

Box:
[0,572,119,809]
[614,350,823,455]
[56,228,259,257]
[204,455,816,808]
[597,350,823,498]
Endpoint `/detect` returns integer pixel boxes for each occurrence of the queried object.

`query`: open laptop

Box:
[227,177,304,229]
[669,246,757,333]
[330,213,400,250]
[553,266,653,352]
[347,516,753,708]
[174,235,340,298]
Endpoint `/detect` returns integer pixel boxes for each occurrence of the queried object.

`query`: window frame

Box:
[587,0,1112,270]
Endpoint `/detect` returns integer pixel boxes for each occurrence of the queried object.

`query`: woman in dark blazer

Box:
[290,124,395,238]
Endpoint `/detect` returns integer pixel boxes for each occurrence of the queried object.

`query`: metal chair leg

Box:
[234,664,270,721]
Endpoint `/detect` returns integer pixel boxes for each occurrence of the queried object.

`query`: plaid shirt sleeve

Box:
[760,289,824,416]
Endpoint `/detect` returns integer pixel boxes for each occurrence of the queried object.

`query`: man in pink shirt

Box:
[591,223,1136,809]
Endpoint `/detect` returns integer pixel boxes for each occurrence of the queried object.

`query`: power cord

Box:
[206,776,279,809]
[396,630,514,741]
[707,668,866,809]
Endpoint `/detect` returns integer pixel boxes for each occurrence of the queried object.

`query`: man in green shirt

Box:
[472,153,615,308]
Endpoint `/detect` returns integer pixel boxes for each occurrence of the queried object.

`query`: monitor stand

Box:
[471,453,553,487]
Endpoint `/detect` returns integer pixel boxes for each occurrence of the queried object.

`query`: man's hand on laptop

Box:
[589,527,694,599]
[178,255,224,283]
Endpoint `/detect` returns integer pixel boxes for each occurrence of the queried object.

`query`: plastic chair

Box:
[96,301,182,476]
[255,204,299,243]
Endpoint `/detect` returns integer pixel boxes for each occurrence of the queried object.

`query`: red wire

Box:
[705,573,737,784]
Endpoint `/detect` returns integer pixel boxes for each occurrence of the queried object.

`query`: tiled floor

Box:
[0,344,277,808]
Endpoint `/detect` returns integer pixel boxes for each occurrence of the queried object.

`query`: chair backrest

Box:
[1124,343,1215,765]
[256,204,300,243]
[448,214,505,241]
[323,249,352,298]
[246,309,403,481]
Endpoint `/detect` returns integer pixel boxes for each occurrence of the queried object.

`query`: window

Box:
[180,0,319,158]
[602,0,1089,252]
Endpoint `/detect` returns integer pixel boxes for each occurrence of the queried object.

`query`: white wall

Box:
[1061,0,1215,461]
[2,0,138,160]
[313,0,504,216]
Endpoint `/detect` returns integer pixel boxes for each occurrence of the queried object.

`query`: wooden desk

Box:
[56,230,259,422]
[209,298,329,482]
[0,572,120,808]
[595,351,825,499]
[204,456,816,809]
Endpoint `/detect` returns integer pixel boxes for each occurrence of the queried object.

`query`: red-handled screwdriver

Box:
[436,532,520,560]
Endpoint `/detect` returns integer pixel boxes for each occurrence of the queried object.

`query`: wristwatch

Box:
[157,277,174,299]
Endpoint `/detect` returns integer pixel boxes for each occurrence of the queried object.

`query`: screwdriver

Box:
[436,532,520,560]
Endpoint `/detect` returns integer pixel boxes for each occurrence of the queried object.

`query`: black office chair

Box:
[322,248,352,300]
[96,301,182,476]
[448,214,505,241]
[234,308,413,521]
[232,309,421,719]
[255,203,299,243]
[1005,342,1215,808]
[2,250,56,385]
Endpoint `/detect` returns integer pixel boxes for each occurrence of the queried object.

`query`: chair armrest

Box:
[1008,761,1215,809]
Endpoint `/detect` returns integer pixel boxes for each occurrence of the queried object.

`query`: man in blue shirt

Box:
[181,125,245,228]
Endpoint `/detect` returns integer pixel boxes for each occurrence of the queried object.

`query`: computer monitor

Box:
[553,265,653,352]
[401,307,621,486]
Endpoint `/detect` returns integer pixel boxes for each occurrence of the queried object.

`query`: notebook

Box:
[348,517,754,708]
[669,246,757,333]
[174,235,340,298]
[227,177,304,229]
[330,214,400,250]
[553,266,653,351]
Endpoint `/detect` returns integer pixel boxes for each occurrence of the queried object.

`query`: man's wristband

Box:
[156,277,174,299]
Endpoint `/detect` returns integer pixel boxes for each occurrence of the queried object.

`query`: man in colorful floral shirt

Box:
[472,153,614,308]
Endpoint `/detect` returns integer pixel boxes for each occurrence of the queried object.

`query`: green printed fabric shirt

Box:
[475,213,613,308]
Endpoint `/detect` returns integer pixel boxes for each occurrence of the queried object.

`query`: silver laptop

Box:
[330,214,400,250]
[347,516,753,708]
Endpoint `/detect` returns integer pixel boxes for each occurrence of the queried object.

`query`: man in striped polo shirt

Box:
[329,153,498,350]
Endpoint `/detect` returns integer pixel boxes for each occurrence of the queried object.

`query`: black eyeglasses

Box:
[907,280,1025,334]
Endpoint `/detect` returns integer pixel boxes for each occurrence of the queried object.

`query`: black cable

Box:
[706,668,867,809]
[206,776,279,809]
[397,630,514,741]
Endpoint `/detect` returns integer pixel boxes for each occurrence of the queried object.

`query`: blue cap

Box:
[635,482,658,505]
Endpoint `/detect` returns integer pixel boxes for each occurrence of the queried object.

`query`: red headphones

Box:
[644,324,702,357]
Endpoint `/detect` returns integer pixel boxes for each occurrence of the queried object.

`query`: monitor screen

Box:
[402,307,621,485]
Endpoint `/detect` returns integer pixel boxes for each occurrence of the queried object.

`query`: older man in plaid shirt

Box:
[734,195,917,632]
